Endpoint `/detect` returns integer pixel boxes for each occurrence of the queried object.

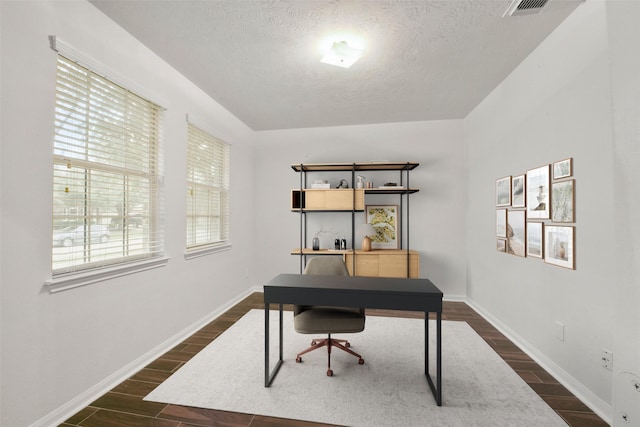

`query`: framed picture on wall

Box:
[506,209,526,257]
[496,176,511,207]
[552,180,575,223]
[496,209,507,237]
[497,239,507,253]
[553,158,573,180]
[526,222,543,258]
[366,205,399,249]
[544,225,575,269]
[526,164,550,219]
[512,174,526,208]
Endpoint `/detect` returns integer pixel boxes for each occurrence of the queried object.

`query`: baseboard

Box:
[465,298,612,425]
[30,287,260,427]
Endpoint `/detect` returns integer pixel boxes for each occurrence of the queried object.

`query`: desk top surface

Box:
[264,273,442,297]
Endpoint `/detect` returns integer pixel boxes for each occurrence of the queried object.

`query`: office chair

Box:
[294,256,365,376]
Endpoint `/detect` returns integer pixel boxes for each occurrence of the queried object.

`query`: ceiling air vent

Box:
[503,0,549,17]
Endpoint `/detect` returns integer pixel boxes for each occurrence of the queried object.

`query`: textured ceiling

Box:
[89,0,583,131]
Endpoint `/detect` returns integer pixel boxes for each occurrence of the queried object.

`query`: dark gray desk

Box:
[263,273,443,406]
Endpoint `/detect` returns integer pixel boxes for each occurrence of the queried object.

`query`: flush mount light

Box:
[320,41,363,68]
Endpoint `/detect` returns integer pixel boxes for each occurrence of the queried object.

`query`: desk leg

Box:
[264,303,284,387]
[437,311,442,406]
[425,311,443,406]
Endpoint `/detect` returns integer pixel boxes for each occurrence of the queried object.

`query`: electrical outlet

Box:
[602,348,613,371]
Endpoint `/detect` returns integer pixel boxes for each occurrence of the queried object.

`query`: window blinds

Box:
[186,123,230,251]
[52,55,164,275]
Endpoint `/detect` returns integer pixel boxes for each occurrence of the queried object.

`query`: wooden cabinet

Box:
[291,162,420,278]
[291,189,364,211]
[344,250,419,278]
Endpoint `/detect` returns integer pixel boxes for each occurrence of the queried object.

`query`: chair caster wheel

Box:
[327,369,333,377]
[296,356,302,363]
[358,358,364,365]
[345,342,351,348]
[311,340,317,346]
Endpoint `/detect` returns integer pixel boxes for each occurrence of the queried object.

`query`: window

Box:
[186,122,230,253]
[52,55,164,276]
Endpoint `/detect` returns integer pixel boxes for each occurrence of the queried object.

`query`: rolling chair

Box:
[294,256,365,376]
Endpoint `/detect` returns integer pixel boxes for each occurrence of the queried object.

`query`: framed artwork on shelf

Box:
[553,158,573,180]
[366,205,398,249]
[496,209,507,237]
[526,222,544,258]
[497,239,506,253]
[552,180,575,223]
[496,176,511,207]
[506,209,526,257]
[512,174,526,208]
[526,164,550,219]
[544,225,575,269]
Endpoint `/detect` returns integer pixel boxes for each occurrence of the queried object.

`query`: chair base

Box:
[295,333,364,376]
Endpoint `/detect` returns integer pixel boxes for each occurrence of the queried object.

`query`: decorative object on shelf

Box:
[311,179,330,189]
[526,165,550,219]
[360,223,376,252]
[553,158,573,180]
[334,238,340,250]
[366,205,399,249]
[312,235,320,251]
[526,221,543,258]
[551,180,575,223]
[336,179,349,188]
[496,176,511,207]
[506,209,526,257]
[356,176,365,188]
[512,174,526,208]
[544,225,575,269]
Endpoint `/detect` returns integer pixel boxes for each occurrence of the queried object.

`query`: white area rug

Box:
[145,310,567,427]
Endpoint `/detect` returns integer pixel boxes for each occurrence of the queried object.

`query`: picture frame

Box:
[552,180,575,223]
[366,205,399,249]
[496,176,511,207]
[553,158,573,180]
[526,164,550,219]
[506,209,526,257]
[544,225,575,269]
[496,209,507,238]
[526,222,543,258]
[511,174,526,208]
[497,239,507,253]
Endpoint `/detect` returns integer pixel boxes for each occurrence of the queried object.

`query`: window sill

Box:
[184,244,231,260]
[44,257,170,293]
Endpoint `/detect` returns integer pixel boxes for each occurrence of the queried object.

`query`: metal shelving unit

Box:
[291,162,420,276]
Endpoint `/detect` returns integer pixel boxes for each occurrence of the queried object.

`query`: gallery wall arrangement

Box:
[495,158,575,269]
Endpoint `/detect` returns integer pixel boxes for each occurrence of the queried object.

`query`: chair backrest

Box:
[303,256,350,276]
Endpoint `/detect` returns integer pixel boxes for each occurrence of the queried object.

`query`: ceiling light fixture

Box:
[320,41,363,68]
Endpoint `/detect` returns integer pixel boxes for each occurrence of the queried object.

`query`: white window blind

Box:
[186,123,230,252]
[52,55,164,276]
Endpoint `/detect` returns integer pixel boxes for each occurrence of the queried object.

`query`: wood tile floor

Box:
[61,292,608,427]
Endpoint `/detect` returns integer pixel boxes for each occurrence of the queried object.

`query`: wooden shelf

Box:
[291,248,353,255]
[291,162,419,172]
[365,187,419,195]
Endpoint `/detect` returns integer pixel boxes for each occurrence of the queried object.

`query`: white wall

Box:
[0,1,255,426]
[252,120,467,299]
[607,1,640,425]
[465,0,616,421]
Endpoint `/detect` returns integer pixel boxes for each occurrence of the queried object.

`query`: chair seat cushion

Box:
[294,307,365,334]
